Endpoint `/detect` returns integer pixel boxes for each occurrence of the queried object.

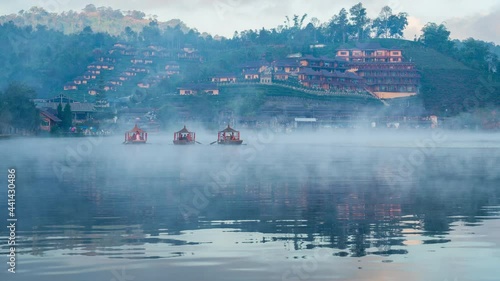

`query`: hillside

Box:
[0,5,498,123]
[0,6,190,36]
[373,39,500,115]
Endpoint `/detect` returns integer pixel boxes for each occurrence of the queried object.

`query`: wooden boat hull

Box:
[173,140,196,145]
[218,140,243,145]
[124,140,147,144]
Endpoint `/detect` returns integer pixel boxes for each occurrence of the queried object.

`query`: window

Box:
[339,51,348,55]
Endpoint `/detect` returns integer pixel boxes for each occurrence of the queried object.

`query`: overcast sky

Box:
[1,0,499,43]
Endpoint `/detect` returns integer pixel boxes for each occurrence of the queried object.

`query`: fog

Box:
[2,128,500,191]
[1,129,500,280]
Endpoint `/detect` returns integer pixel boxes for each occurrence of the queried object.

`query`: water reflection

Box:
[1,136,500,280]
[1,141,498,261]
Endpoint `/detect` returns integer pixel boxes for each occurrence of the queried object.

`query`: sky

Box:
[1,0,499,44]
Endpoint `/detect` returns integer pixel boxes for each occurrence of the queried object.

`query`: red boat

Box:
[124,124,147,144]
[173,126,196,145]
[218,125,243,145]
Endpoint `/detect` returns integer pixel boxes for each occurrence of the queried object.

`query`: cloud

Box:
[0,0,498,43]
[445,6,500,44]
[404,16,425,41]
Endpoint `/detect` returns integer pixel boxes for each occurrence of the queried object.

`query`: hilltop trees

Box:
[0,21,114,93]
[349,3,370,41]
[419,23,454,53]
[372,6,408,38]
[326,8,350,44]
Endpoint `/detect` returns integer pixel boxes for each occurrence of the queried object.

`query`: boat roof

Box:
[220,125,239,133]
[127,124,146,133]
[176,125,192,133]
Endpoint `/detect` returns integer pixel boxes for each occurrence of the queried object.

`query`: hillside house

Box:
[336,43,403,63]
[73,77,87,85]
[165,61,180,75]
[36,96,96,123]
[299,55,349,72]
[63,82,77,91]
[211,74,237,83]
[297,68,365,92]
[83,72,97,80]
[178,84,219,95]
[273,59,300,73]
[240,61,270,73]
[244,71,260,80]
[39,109,61,132]
[273,71,290,81]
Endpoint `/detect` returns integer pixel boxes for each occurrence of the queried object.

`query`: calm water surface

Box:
[1,131,500,281]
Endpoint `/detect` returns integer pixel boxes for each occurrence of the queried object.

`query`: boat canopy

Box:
[127,124,146,133]
[176,125,191,134]
[219,125,239,133]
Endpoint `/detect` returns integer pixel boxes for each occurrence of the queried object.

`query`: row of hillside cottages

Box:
[63,42,191,95]
[181,42,419,99]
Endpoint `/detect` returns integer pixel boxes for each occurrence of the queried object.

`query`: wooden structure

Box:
[217,125,243,145]
[173,126,196,145]
[124,124,147,144]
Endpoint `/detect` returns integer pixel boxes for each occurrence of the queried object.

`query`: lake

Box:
[1,129,500,281]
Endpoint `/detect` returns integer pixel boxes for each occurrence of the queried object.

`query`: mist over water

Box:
[1,130,500,280]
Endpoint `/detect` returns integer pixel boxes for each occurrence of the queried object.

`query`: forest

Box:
[0,3,499,132]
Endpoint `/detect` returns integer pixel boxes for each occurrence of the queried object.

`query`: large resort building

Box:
[336,43,419,99]
[209,42,419,99]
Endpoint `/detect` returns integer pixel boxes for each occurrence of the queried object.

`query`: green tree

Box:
[388,12,408,38]
[327,8,350,43]
[349,3,370,41]
[57,102,63,120]
[373,6,392,38]
[419,23,454,53]
[0,83,39,132]
[62,102,72,130]
[458,38,492,71]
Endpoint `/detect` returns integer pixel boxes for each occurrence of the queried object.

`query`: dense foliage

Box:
[0,83,39,133]
[0,3,498,120]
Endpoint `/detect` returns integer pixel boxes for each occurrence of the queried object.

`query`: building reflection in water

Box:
[4,146,499,262]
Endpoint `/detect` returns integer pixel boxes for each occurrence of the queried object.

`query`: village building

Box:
[336,43,419,98]
[138,81,151,89]
[272,59,301,74]
[73,77,88,85]
[165,61,180,75]
[211,74,238,83]
[83,71,97,80]
[131,66,148,73]
[336,43,403,63]
[104,82,117,92]
[39,109,61,132]
[35,95,96,123]
[347,62,420,98]
[240,61,270,73]
[178,84,219,95]
[243,70,260,80]
[124,69,137,76]
[178,45,201,61]
[273,70,290,81]
[297,68,365,92]
[63,82,78,91]
[109,78,124,86]
[299,55,349,72]
[131,57,144,64]
[123,47,137,56]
